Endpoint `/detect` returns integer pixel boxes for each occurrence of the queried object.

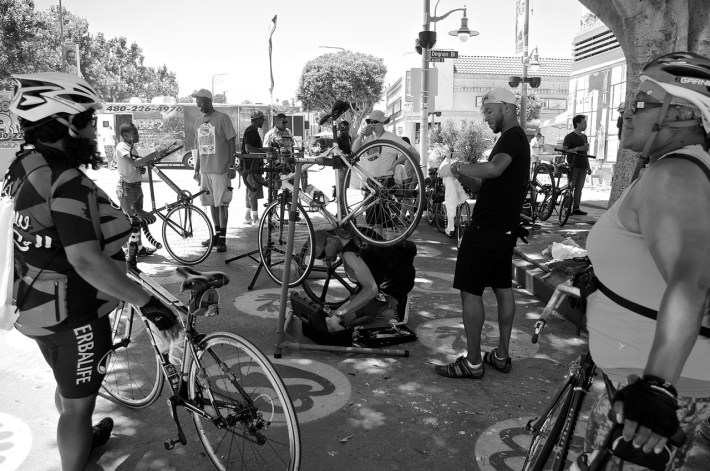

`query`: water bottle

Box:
[169,329,186,368]
[164,363,181,392]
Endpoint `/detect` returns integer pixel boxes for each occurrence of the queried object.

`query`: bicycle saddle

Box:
[176,266,230,292]
[318,100,353,125]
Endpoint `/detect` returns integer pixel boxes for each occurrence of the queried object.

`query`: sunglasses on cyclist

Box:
[365,119,381,125]
[629,100,664,114]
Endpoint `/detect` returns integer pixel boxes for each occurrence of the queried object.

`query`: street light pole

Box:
[519,0,530,130]
[418,1,477,175]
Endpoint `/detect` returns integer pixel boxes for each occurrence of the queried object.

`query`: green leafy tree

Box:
[430,119,493,164]
[296,51,386,132]
[513,89,544,122]
[0,0,178,102]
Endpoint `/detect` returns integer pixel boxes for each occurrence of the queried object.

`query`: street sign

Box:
[431,50,459,59]
[430,57,444,62]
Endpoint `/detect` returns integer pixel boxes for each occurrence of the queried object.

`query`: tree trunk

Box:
[579,0,709,206]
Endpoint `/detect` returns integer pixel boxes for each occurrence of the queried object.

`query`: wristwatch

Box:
[334,309,347,319]
[451,161,463,179]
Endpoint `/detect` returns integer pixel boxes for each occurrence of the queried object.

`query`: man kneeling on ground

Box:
[313,230,416,328]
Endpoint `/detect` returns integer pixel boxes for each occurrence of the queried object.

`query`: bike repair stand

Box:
[273,157,408,359]
[224,152,278,289]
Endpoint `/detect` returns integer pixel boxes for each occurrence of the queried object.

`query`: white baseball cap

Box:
[481,88,518,107]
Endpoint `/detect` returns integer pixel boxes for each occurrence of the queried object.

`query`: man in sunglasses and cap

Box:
[436,88,530,380]
[352,109,420,177]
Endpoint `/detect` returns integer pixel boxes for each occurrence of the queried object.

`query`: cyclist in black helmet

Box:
[3,72,179,470]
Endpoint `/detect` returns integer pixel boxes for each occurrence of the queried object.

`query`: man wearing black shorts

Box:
[435,88,530,379]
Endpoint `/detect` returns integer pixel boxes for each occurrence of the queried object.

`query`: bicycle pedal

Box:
[164,437,185,450]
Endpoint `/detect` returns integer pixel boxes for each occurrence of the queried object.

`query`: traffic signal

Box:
[528,77,542,88]
[508,76,521,88]
[415,39,422,55]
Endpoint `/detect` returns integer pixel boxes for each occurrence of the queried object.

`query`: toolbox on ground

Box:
[289,292,352,347]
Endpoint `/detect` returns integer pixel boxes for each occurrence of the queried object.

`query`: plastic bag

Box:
[550,237,587,261]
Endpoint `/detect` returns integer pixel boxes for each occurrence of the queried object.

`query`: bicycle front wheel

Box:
[302,258,360,308]
[522,380,574,471]
[456,202,471,248]
[343,139,424,246]
[425,190,436,224]
[558,191,573,227]
[258,200,315,287]
[189,332,301,471]
[101,302,164,408]
[162,204,213,265]
[532,165,556,221]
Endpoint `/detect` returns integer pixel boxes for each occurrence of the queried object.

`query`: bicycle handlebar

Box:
[147,143,185,165]
[554,148,597,160]
[531,281,581,344]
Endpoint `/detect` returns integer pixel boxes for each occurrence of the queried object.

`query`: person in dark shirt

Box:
[312,230,416,326]
[241,111,267,225]
[435,88,530,380]
[337,120,352,154]
[562,114,591,216]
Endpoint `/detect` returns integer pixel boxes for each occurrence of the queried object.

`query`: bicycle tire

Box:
[522,380,574,471]
[536,189,555,222]
[162,204,213,265]
[258,200,315,287]
[533,164,556,221]
[434,202,450,235]
[558,191,572,227]
[101,302,164,409]
[188,332,301,471]
[456,202,471,248]
[342,139,424,246]
[302,258,360,308]
[425,190,436,224]
[521,183,537,225]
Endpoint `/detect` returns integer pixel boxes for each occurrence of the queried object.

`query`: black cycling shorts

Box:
[454,226,517,296]
[31,315,112,399]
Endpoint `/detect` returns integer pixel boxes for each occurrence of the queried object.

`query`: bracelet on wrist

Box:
[642,374,678,399]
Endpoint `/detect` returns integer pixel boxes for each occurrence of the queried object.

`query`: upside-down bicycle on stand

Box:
[239,105,424,308]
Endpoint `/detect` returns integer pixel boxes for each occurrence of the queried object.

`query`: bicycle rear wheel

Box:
[342,140,424,246]
[434,202,452,236]
[302,258,360,308]
[101,302,164,408]
[558,191,572,226]
[189,332,301,471]
[456,202,471,248]
[162,204,213,265]
[522,380,574,471]
[532,164,556,221]
[258,200,315,287]
[425,190,436,224]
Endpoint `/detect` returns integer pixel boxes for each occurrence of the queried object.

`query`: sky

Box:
[33,0,586,104]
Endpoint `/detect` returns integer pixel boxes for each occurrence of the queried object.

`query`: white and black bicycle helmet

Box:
[10,72,102,134]
[638,51,710,132]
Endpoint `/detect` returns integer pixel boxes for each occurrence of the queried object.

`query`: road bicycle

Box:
[522,280,685,471]
[531,149,596,227]
[139,143,214,265]
[435,200,472,248]
[242,115,424,300]
[101,222,301,470]
[424,167,442,225]
[424,167,473,248]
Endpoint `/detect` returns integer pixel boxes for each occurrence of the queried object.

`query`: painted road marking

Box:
[474,417,585,470]
[0,412,32,471]
[271,358,352,424]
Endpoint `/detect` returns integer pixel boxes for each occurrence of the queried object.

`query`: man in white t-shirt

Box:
[191,89,237,253]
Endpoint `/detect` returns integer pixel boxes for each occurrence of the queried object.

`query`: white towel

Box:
[438,158,469,235]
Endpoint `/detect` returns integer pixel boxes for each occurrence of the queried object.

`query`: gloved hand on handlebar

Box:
[612,374,680,454]
[140,295,180,339]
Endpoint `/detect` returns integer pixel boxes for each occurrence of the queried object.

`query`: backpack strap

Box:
[662,153,710,181]
[595,278,710,338]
